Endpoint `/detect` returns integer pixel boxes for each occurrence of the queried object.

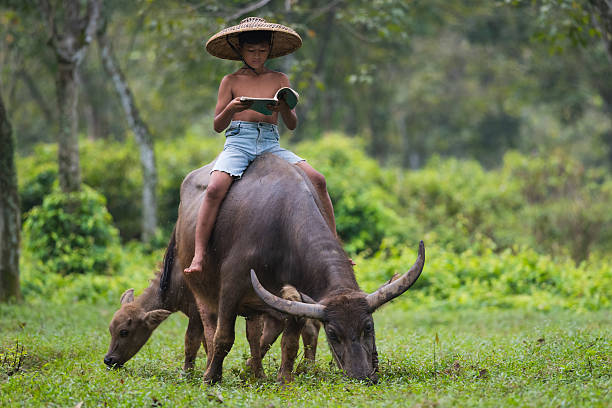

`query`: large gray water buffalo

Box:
[104,166,321,376]
[170,153,425,384]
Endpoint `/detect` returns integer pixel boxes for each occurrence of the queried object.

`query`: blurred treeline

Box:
[4,0,611,166]
[3,1,612,260]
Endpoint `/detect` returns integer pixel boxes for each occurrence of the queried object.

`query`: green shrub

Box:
[17,144,57,218]
[20,242,164,304]
[395,156,522,253]
[502,150,612,260]
[17,132,222,241]
[156,125,223,230]
[356,241,612,311]
[295,133,411,254]
[23,186,120,275]
[80,139,142,240]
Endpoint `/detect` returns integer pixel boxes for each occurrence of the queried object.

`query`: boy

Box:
[184,17,338,274]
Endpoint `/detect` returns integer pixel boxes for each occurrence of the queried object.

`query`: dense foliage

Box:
[22,186,119,276]
[15,133,612,310]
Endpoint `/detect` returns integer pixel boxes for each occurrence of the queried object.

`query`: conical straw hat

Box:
[205,17,302,60]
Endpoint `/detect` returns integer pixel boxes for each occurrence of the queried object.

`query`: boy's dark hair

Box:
[238,31,272,47]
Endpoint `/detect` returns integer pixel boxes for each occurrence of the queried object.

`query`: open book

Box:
[240,87,299,116]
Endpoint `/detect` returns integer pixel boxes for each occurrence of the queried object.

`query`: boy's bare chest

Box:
[231,74,282,99]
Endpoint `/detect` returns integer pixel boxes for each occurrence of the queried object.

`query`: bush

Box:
[17,131,223,241]
[17,144,57,218]
[155,125,223,230]
[502,150,612,260]
[295,133,412,254]
[20,242,164,304]
[80,139,142,240]
[356,241,612,311]
[395,156,523,252]
[23,186,120,275]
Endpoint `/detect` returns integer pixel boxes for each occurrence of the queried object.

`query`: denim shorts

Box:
[211,121,304,178]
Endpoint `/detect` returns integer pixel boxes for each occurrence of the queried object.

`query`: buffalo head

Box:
[104,289,171,368]
[251,241,425,383]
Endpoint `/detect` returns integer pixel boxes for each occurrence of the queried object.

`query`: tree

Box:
[506,0,612,62]
[0,91,21,302]
[97,15,158,241]
[40,0,100,193]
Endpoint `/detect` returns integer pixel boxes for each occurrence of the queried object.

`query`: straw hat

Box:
[205,17,302,60]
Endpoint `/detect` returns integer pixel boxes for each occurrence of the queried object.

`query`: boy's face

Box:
[240,41,270,69]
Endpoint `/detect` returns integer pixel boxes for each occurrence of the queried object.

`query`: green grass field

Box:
[1,302,610,407]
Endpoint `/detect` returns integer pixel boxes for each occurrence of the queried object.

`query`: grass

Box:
[1,301,610,407]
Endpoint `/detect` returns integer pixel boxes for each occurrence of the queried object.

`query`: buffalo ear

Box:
[120,289,135,305]
[144,309,172,329]
[299,291,317,304]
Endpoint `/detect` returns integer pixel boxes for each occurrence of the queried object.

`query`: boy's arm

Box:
[267,74,298,130]
[213,75,253,133]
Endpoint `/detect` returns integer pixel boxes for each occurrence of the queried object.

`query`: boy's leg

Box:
[295,161,336,236]
[184,170,233,274]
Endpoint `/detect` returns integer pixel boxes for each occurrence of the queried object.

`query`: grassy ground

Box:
[1,302,610,407]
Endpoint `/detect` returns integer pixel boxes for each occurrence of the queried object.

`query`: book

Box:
[240,87,299,116]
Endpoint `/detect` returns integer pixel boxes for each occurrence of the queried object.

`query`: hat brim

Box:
[205,22,302,60]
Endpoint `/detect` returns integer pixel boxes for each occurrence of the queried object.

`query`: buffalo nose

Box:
[104,356,113,366]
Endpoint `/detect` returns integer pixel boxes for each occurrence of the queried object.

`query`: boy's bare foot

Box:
[184,256,204,275]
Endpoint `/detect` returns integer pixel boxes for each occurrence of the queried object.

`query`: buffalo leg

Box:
[301,319,321,362]
[196,299,216,370]
[259,315,285,360]
[202,293,241,384]
[245,315,265,378]
[278,317,305,383]
[184,315,204,370]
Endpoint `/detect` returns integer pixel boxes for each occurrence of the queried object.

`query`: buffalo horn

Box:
[250,270,326,320]
[366,241,425,311]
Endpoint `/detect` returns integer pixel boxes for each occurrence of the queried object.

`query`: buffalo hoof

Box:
[203,369,222,385]
[246,358,265,379]
[183,360,195,371]
[295,358,315,374]
[277,370,294,384]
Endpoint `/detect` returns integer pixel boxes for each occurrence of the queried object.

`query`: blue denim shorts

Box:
[211,121,304,178]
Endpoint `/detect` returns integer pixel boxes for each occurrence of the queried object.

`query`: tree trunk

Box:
[0,92,22,303]
[98,25,158,241]
[41,0,100,193]
[79,68,106,140]
[56,60,82,192]
[589,0,612,63]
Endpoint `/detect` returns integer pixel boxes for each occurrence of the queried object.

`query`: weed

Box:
[0,341,26,377]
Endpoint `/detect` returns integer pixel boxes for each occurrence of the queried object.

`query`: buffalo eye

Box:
[119,329,129,337]
[363,322,374,335]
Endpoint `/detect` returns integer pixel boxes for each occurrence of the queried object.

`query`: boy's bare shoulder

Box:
[221,72,241,84]
[266,70,289,80]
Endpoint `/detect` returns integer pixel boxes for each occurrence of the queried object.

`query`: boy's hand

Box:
[266,98,289,113]
[229,97,253,113]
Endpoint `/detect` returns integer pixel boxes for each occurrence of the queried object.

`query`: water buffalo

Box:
[171,153,425,384]
[104,167,321,375]
[104,233,205,370]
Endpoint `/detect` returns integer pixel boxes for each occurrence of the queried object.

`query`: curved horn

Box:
[366,241,425,311]
[250,270,326,320]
